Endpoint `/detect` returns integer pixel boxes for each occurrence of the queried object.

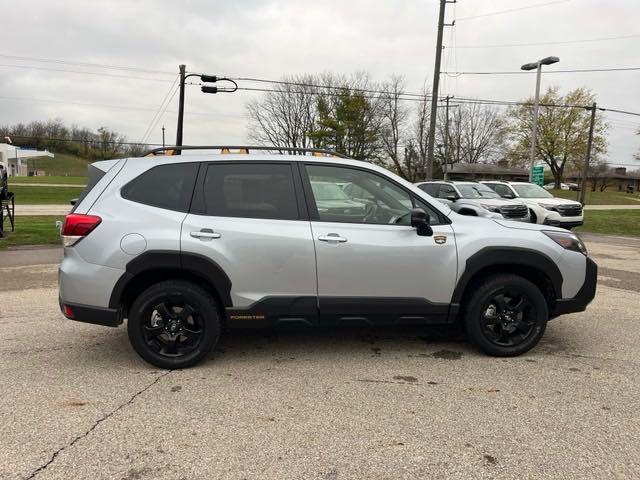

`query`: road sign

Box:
[532,166,544,186]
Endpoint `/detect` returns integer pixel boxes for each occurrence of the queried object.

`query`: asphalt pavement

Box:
[0,235,639,479]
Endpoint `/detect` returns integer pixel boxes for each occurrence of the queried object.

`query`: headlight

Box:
[538,203,557,211]
[479,204,500,213]
[543,230,587,255]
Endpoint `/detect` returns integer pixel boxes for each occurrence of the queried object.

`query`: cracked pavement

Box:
[1,234,639,479]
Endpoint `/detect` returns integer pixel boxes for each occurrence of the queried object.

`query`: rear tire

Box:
[464,274,548,357]
[128,280,221,369]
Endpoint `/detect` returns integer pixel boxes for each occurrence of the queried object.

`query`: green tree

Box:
[502,87,607,187]
[309,89,382,161]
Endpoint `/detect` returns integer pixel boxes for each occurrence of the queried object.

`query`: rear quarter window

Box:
[121,163,199,212]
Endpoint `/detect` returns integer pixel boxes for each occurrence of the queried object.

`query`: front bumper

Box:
[542,213,583,229]
[551,257,597,317]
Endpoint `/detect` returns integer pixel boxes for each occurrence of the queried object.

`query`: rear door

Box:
[302,163,457,325]
[181,161,318,325]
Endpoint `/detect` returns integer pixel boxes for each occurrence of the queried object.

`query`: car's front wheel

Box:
[128,280,221,369]
[464,274,548,357]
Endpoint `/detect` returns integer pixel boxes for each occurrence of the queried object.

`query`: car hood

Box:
[493,219,566,233]
[521,197,581,206]
[463,198,525,207]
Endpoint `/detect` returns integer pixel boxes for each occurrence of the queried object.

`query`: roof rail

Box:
[143,145,349,158]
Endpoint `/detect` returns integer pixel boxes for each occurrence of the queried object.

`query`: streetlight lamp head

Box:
[521,62,539,71]
[540,56,560,66]
[200,74,218,83]
[201,85,218,94]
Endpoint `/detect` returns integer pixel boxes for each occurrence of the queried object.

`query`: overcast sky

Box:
[1,0,639,168]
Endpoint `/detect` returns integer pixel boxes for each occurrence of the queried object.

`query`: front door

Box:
[303,163,457,325]
[181,162,317,326]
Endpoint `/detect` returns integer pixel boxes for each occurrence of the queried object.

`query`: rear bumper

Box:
[552,257,597,317]
[59,297,121,327]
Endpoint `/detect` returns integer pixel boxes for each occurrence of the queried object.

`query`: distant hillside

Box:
[27,153,91,177]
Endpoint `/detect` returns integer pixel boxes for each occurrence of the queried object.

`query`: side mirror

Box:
[410,208,433,237]
[446,193,459,202]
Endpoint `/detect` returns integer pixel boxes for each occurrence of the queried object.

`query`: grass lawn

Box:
[550,188,640,205]
[25,153,91,177]
[9,176,87,185]
[9,186,84,205]
[575,210,640,237]
[0,216,63,249]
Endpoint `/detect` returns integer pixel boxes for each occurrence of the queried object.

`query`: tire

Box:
[464,274,548,357]
[127,280,221,369]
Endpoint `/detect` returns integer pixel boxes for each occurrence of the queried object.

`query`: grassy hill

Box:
[25,153,91,177]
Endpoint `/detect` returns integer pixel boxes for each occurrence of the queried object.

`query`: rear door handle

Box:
[190,228,221,239]
[318,233,348,243]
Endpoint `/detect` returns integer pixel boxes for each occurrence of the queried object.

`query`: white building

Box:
[0,143,55,176]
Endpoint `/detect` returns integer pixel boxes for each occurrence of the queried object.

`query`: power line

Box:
[140,76,180,144]
[444,67,640,76]
[0,53,175,75]
[0,63,176,83]
[457,0,571,21]
[452,33,640,49]
[0,95,245,118]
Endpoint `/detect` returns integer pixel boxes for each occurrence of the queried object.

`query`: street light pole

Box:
[528,63,542,183]
[521,56,559,182]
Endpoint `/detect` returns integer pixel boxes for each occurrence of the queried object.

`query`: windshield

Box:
[456,184,501,199]
[311,182,350,201]
[512,184,553,198]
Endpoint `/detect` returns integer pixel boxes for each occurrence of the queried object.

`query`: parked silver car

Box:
[59,147,596,368]
[415,181,531,222]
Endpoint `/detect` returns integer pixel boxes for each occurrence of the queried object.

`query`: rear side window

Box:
[203,163,299,220]
[71,164,107,213]
[121,163,199,212]
[418,183,439,196]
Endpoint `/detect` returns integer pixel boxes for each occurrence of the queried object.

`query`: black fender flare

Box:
[109,250,232,309]
[450,246,563,308]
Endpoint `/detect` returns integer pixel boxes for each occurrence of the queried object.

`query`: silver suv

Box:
[58,147,597,368]
[415,181,530,222]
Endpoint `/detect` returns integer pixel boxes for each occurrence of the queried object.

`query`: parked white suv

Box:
[482,181,584,229]
[58,147,597,368]
[415,181,530,222]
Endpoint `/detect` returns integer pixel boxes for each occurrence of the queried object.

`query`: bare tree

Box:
[380,76,411,177]
[437,102,504,167]
[409,84,431,181]
[246,74,318,150]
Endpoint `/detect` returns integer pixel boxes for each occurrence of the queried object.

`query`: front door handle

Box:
[190,228,221,239]
[318,233,348,243]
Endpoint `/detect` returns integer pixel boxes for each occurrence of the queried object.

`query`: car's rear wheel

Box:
[128,280,220,369]
[464,274,548,357]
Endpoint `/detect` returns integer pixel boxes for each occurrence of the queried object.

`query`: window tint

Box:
[122,163,198,212]
[418,183,440,196]
[306,164,441,225]
[456,184,500,199]
[492,184,513,197]
[438,184,457,198]
[204,163,299,220]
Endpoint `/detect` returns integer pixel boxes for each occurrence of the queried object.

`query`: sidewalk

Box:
[15,204,71,216]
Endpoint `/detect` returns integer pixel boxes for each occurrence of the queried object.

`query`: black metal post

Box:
[175,64,186,154]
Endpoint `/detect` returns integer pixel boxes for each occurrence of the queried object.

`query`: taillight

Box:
[61,213,102,247]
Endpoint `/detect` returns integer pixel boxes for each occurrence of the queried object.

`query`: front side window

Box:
[418,183,440,197]
[492,184,515,198]
[438,184,457,198]
[204,163,299,220]
[306,164,440,225]
[121,162,198,212]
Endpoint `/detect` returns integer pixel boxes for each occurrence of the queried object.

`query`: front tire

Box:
[128,280,221,369]
[464,274,548,357]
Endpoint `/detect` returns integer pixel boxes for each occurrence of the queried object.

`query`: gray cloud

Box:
[0,0,638,166]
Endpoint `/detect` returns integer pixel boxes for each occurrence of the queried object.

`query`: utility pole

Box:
[443,95,451,180]
[162,125,166,149]
[579,102,597,205]
[175,64,187,154]
[425,0,455,180]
